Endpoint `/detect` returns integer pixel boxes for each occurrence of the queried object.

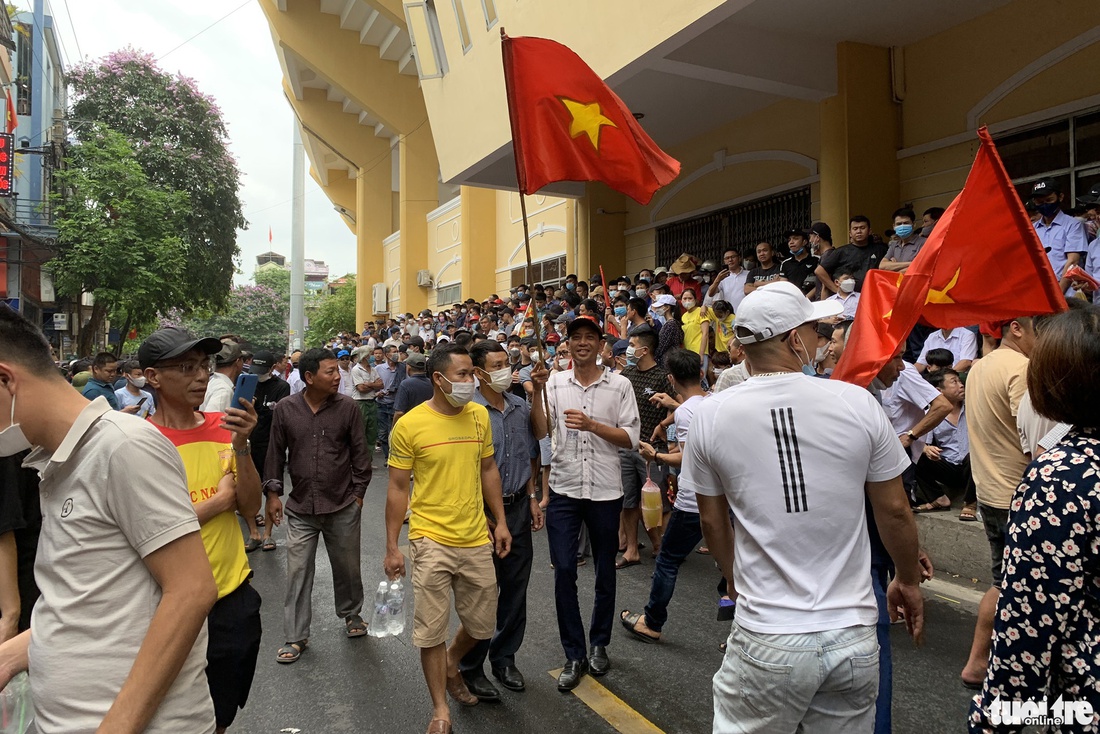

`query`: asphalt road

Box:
[231,464,986,734]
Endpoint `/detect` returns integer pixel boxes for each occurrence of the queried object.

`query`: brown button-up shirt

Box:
[264,391,372,515]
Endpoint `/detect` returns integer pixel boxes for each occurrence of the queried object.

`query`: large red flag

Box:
[501,32,680,205]
[4,88,16,135]
[832,127,1066,387]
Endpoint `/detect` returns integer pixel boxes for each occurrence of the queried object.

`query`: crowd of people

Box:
[0,176,1099,733]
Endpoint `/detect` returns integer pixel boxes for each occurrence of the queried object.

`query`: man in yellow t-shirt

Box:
[384,342,512,734]
[141,328,262,734]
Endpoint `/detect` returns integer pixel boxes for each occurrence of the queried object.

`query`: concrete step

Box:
[915,508,992,587]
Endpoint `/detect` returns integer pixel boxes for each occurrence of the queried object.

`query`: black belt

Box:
[501,492,530,506]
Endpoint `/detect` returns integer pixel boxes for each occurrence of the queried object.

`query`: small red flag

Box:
[501,32,680,205]
[4,88,16,135]
[833,127,1066,387]
[268,226,273,244]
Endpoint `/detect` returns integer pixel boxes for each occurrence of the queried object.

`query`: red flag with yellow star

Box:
[501,33,679,205]
[832,127,1065,387]
[4,88,16,135]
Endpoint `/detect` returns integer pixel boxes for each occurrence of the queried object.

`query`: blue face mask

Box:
[547,346,557,357]
[614,306,627,317]
[894,223,914,238]
[565,282,576,291]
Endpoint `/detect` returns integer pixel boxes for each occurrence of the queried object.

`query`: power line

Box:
[60,0,82,61]
[157,0,250,61]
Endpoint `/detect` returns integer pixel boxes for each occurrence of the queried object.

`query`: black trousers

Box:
[459,496,534,672]
[914,454,975,505]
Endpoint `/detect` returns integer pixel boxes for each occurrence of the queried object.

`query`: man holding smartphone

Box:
[141,328,263,734]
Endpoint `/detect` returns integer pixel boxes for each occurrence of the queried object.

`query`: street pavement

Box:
[232,464,987,734]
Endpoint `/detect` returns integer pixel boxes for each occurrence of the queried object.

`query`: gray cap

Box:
[214,339,243,366]
[405,353,427,370]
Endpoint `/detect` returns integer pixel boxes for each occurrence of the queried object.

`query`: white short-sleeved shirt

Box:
[672,394,706,514]
[703,269,749,313]
[916,328,978,367]
[287,369,306,395]
[881,362,943,462]
[546,368,640,501]
[24,398,215,733]
[199,371,234,412]
[680,373,909,634]
[1016,390,1070,458]
[351,363,380,400]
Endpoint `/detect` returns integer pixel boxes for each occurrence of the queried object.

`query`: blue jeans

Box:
[377,403,394,458]
[871,563,892,734]
[714,622,879,734]
[643,508,702,632]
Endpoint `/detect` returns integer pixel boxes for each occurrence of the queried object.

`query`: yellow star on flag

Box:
[925,268,961,305]
[560,97,616,150]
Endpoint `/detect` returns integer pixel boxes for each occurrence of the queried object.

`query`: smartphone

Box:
[136,397,148,409]
[231,373,258,410]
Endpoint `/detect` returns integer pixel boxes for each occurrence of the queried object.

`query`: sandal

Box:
[426,720,452,734]
[912,502,951,513]
[345,614,368,638]
[276,639,308,664]
[619,609,660,643]
[959,504,978,522]
[615,558,641,570]
[262,537,276,552]
[244,537,263,553]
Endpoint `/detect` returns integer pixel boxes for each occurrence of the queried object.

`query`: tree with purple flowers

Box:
[168,283,289,351]
[69,48,245,312]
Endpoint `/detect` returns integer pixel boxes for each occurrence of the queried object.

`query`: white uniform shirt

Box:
[825,291,861,321]
[672,394,706,514]
[24,399,215,733]
[703,269,749,313]
[199,371,234,412]
[546,368,640,500]
[916,327,978,367]
[681,373,909,634]
[351,363,380,400]
[880,362,943,462]
[287,369,305,395]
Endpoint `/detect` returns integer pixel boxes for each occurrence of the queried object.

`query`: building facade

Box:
[260,0,1100,325]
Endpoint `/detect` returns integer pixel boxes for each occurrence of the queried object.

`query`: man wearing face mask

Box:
[115,360,156,417]
[384,342,512,734]
[456,340,547,701]
[881,208,927,273]
[779,230,820,297]
[0,306,220,732]
[1030,178,1088,293]
[684,282,924,733]
[824,270,861,321]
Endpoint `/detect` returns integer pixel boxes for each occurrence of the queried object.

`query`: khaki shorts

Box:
[409,537,497,648]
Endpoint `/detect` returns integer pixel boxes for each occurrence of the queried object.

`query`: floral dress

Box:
[969,427,1100,732]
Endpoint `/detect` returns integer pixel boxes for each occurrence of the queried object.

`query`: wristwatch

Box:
[234,440,251,456]
[527,493,537,500]
[905,431,916,440]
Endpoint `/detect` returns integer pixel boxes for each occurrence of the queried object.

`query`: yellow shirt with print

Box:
[156,413,252,600]
[682,306,712,354]
[389,401,494,548]
[711,312,736,353]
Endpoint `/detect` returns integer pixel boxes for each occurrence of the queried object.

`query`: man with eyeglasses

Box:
[704,250,749,313]
[141,328,263,734]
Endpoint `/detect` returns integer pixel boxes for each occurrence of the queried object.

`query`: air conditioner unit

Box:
[372,283,388,315]
[416,269,433,287]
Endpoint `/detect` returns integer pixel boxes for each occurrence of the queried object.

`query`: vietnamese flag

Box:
[4,88,15,135]
[501,32,680,205]
[830,270,908,387]
[832,127,1065,387]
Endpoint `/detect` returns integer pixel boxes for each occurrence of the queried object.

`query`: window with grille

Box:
[436,283,461,304]
[511,255,566,289]
[656,187,811,269]
[995,108,1100,210]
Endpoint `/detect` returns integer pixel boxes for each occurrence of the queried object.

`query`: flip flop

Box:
[959,504,978,522]
[962,679,984,691]
[244,537,263,553]
[696,546,711,555]
[619,610,660,643]
[912,502,951,514]
[345,614,368,638]
[615,558,641,570]
[262,538,276,552]
[276,640,308,664]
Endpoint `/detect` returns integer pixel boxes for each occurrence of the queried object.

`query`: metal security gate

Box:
[656,187,811,268]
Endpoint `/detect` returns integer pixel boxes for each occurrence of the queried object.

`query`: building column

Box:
[356,162,391,325]
[574,184,627,283]
[819,42,901,239]
[460,185,496,300]
[397,127,436,315]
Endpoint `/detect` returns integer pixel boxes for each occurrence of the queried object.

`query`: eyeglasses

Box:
[156,357,215,376]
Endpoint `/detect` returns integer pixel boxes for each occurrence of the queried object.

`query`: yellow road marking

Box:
[934,594,961,604]
[549,669,665,734]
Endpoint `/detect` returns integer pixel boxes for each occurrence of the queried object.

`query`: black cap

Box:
[784,228,808,239]
[251,350,276,374]
[1031,178,1061,197]
[1077,183,1100,206]
[809,221,832,242]
[566,315,603,338]
[408,335,425,349]
[138,328,222,369]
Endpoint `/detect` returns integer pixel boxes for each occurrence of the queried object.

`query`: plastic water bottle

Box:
[564,429,579,461]
[386,579,406,636]
[368,581,390,638]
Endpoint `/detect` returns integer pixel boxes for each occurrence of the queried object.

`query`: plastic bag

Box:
[0,672,33,734]
[641,463,664,531]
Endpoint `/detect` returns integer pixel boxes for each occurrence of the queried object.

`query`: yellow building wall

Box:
[384,231,401,315]
[425,197,463,311]
[494,191,571,293]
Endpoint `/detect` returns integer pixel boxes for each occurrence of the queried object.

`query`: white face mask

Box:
[839,279,856,294]
[128,375,147,389]
[529,349,541,361]
[0,393,33,457]
[483,367,513,393]
[814,344,830,365]
[439,374,476,407]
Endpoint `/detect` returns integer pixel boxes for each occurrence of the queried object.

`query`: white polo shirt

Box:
[24,398,215,733]
[681,373,909,634]
[703,269,750,313]
[546,367,640,500]
[916,327,978,367]
[881,361,943,462]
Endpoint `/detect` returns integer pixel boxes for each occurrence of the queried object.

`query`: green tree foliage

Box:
[164,284,289,352]
[253,266,291,301]
[50,125,189,356]
[68,48,246,311]
[305,277,357,345]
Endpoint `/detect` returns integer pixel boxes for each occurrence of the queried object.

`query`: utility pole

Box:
[289,124,305,352]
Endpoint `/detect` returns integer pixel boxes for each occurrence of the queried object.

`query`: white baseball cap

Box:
[735,281,843,344]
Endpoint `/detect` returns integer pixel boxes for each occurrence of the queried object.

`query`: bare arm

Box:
[815,265,838,295]
[0,533,19,643]
[481,456,511,558]
[906,395,952,441]
[193,472,237,525]
[698,493,736,594]
[866,476,924,643]
[0,629,29,687]
[566,409,633,449]
[223,399,261,519]
[97,532,218,734]
[383,467,411,579]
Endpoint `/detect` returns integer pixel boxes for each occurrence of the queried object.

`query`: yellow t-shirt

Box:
[154,413,252,599]
[966,348,1029,510]
[711,312,736,353]
[389,401,495,548]
[681,306,711,354]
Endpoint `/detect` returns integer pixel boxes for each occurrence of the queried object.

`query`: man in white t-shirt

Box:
[915,327,978,373]
[682,282,923,733]
[703,249,749,313]
[0,306,217,733]
[880,361,952,468]
[619,348,709,643]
